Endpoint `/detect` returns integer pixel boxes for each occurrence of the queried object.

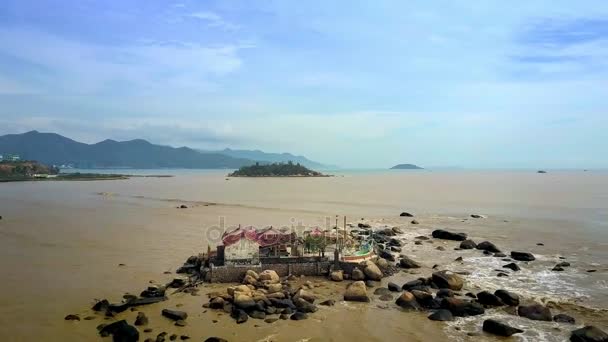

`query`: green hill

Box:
[228,162,326,177]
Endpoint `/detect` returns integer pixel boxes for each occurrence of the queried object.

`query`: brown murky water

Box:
[0,170,607,341]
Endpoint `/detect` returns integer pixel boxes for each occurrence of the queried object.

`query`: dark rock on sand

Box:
[134,312,149,326]
[570,326,608,342]
[248,310,266,319]
[553,265,565,271]
[432,229,467,241]
[557,261,571,267]
[319,299,335,306]
[459,240,477,249]
[483,319,523,337]
[231,309,248,324]
[497,272,509,277]
[518,304,552,321]
[476,291,504,306]
[470,214,483,218]
[399,255,421,269]
[162,309,187,321]
[99,320,139,342]
[204,338,228,342]
[432,271,464,291]
[294,298,318,313]
[428,309,454,321]
[64,314,80,321]
[400,212,414,217]
[290,312,308,320]
[92,299,110,312]
[554,314,576,324]
[476,241,501,253]
[494,290,519,306]
[503,263,520,271]
[395,291,421,310]
[365,280,376,288]
[511,251,536,261]
[411,220,419,224]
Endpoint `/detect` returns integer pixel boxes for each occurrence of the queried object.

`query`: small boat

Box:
[342,240,375,262]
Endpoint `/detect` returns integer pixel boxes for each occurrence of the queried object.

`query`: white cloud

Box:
[188,11,239,31]
[0,27,247,96]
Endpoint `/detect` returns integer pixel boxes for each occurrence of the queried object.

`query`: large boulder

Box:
[511,251,536,262]
[233,293,256,310]
[362,261,383,280]
[428,309,454,321]
[395,291,421,310]
[266,283,283,294]
[570,326,608,342]
[483,319,524,337]
[293,289,316,303]
[399,255,421,269]
[494,290,519,306]
[518,304,552,321]
[476,241,501,253]
[476,291,504,306]
[432,229,467,241]
[330,270,344,282]
[459,240,477,249]
[258,270,280,283]
[432,271,464,291]
[344,281,370,302]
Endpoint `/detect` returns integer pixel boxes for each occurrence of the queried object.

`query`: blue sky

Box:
[1,1,607,168]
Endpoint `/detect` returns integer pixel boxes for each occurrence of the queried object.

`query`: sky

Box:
[1,1,607,168]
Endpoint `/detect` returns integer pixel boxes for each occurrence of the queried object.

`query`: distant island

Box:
[228,162,328,177]
[390,164,424,170]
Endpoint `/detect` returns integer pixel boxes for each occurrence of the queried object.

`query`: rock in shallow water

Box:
[476,241,501,253]
[518,304,552,321]
[395,291,420,310]
[432,229,467,241]
[459,240,477,249]
[494,289,519,306]
[511,251,536,261]
[476,291,504,306]
[570,326,608,342]
[161,309,187,321]
[554,313,576,324]
[428,309,454,321]
[503,263,520,271]
[482,319,523,337]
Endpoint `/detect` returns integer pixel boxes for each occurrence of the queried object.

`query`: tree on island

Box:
[228,161,324,177]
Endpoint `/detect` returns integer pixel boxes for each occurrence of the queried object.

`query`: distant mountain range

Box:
[201,148,326,169]
[0,131,325,169]
[390,164,424,170]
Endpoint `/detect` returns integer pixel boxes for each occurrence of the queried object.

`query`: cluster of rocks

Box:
[206,269,328,324]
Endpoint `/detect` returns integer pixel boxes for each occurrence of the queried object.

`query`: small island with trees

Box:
[228,161,329,177]
[390,163,424,170]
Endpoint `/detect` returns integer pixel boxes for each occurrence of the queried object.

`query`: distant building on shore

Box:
[0,154,21,162]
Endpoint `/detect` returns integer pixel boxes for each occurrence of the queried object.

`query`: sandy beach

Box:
[0,170,607,341]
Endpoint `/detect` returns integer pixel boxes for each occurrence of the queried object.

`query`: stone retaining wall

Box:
[208,261,332,283]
